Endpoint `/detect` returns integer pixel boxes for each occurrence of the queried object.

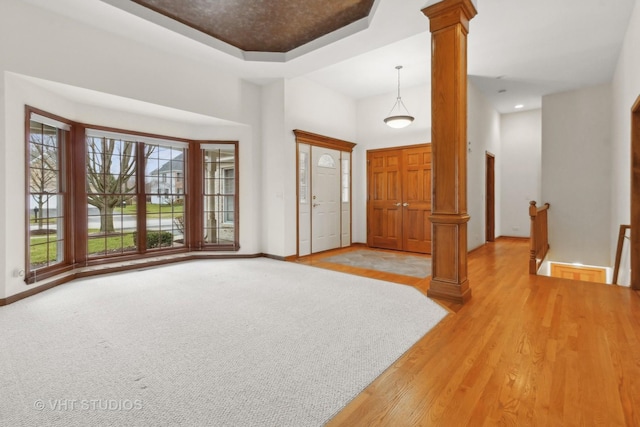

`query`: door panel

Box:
[367,150,403,250]
[402,146,432,254]
[311,146,341,253]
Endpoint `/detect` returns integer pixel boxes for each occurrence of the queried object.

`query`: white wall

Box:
[0,0,263,300]
[284,77,357,256]
[286,77,357,143]
[467,81,501,250]
[541,84,612,267]
[0,82,6,299]
[353,84,432,243]
[260,80,288,258]
[352,80,500,251]
[500,109,542,238]
[260,77,357,258]
[0,1,246,123]
[610,0,640,286]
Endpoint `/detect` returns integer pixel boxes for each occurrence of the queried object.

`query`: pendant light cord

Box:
[396,65,402,100]
[387,65,410,116]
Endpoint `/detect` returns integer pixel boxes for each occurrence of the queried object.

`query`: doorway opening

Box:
[486,152,495,242]
[632,96,640,290]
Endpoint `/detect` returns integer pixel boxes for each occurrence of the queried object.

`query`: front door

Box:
[367,144,432,254]
[311,146,341,253]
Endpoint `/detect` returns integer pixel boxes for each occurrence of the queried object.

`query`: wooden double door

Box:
[367,144,432,254]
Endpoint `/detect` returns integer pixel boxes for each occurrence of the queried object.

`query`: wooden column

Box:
[422,0,477,304]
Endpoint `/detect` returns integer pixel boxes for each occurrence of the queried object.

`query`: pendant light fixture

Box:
[384,65,414,129]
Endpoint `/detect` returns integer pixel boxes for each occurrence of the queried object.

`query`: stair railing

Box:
[529,201,550,274]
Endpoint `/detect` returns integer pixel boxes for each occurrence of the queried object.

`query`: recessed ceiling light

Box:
[514,104,524,109]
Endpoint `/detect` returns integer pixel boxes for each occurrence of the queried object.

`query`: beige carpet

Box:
[0,258,446,426]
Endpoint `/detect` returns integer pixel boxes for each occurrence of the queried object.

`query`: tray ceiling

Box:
[131,0,376,53]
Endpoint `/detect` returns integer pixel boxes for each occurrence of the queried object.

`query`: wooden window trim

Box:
[197,141,240,251]
[294,130,355,257]
[24,106,240,284]
[293,129,356,153]
[25,106,75,284]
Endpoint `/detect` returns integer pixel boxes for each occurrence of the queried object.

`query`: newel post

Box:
[529,201,538,274]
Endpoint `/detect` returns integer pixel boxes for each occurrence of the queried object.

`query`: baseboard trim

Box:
[0,252,266,307]
[497,235,529,241]
[263,253,298,262]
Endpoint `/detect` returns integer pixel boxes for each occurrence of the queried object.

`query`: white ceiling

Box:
[305,0,637,113]
[20,0,637,114]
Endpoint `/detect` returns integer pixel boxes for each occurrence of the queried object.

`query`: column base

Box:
[427,278,472,304]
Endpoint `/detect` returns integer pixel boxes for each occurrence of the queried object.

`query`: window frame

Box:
[24,107,240,284]
[25,107,75,283]
[222,167,235,224]
[195,141,240,251]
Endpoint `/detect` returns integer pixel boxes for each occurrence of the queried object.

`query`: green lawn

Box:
[29,204,183,266]
[87,232,136,255]
[29,217,56,224]
[115,203,183,218]
[30,231,137,265]
[29,237,57,266]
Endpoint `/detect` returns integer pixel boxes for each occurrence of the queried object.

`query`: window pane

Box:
[28,118,66,271]
[203,145,237,246]
[342,158,350,203]
[86,137,139,257]
[318,154,335,168]
[299,152,308,204]
[144,144,186,250]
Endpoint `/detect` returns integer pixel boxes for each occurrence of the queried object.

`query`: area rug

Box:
[0,258,447,427]
[321,249,432,278]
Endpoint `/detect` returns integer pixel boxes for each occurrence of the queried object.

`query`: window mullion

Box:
[137,142,147,255]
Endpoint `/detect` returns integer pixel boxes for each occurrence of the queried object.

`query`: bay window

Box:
[25,107,239,284]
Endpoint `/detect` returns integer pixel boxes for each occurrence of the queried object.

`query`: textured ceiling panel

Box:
[131,0,375,53]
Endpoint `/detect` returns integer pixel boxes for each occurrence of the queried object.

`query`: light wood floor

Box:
[298,238,640,426]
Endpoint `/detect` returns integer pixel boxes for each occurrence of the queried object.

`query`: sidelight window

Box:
[27,113,69,273]
[202,143,238,248]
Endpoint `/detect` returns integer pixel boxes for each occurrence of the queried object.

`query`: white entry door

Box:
[311,146,341,253]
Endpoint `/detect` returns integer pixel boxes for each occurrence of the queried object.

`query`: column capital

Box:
[422,0,477,33]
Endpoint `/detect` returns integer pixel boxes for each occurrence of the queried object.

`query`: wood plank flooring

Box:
[298,238,640,426]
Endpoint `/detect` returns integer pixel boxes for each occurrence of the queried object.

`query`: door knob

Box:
[313,203,319,207]
[403,202,410,207]
[395,202,401,207]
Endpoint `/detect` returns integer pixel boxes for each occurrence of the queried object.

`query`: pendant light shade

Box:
[384,65,414,129]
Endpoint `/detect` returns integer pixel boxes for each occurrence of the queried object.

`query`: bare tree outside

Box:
[86,137,155,233]
[29,123,59,231]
